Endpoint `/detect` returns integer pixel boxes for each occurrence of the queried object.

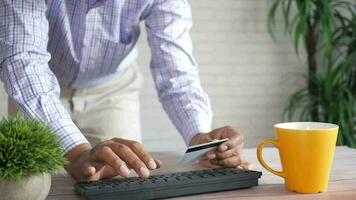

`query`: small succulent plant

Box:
[0,115,66,180]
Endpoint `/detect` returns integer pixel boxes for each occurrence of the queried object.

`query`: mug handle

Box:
[257,139,285,178]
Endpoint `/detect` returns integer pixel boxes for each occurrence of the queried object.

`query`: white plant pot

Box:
[0,173,51,200]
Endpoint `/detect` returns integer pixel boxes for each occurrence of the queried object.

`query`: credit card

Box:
[180,138,229,164]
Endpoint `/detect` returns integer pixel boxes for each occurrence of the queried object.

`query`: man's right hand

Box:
[64,138,162,181]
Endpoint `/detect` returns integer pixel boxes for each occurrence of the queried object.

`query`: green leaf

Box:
[267,0,356,148]
[0,115,67,181]
[293,0,310,57]
[320,0,334,58]
[268,0,282,40]
[282,0,293,34]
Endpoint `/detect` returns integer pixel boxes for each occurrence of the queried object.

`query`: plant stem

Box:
[305,13,319,121]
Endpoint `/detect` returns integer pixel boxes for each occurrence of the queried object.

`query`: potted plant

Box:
[0,115,66,200]
[268,0,356,147]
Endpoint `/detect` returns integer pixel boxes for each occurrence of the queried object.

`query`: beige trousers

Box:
[8,63,143,146]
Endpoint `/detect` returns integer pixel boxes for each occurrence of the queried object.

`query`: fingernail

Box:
[119,164,130,176]
[148,160,157,169]
[87,166,96,176]
[220,145,228,151]
[155,160,162,168]
[207,154,216,159]
[140,167,150,178]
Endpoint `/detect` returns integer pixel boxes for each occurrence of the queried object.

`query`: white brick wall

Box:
[0,0,306,152]
[137,0,306,152]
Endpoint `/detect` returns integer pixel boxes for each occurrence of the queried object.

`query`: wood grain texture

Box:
[47,146,356,200]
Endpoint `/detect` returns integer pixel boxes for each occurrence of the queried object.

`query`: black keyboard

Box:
[74,168,262,200]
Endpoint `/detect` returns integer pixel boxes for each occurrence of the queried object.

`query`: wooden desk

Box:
[47,146,356,200]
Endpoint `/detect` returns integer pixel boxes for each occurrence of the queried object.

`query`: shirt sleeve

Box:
[0,0,89,153]
[144,0,213,145]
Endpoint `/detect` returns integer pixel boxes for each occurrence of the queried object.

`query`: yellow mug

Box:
[257,122,338,193]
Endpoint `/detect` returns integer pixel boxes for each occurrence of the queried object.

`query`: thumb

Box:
[83,162,102,177]
[84,162,117,181]
[87,165,117,181]
[84,165,96,177]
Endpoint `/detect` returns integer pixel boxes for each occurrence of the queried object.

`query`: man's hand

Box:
[190,126,253,170]
[64,138,162,181]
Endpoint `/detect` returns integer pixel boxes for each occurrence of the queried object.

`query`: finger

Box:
[84,165,96,177]
[87,165,117,181]
[199,159,222,169]
[206,147,239,160]
[111,143,150,178]
[92,146,130,177]
[236,145,244,160]
[239,161,254,170]
[215,148,238,160]
[218,137,243,152]
[125,140,157,170]
[83,160,104,177]
[218,128,244,152]
[209,127,225,140]
[154,159,162,168]
[204,149,217,160]
[211,156,241,168]
[83,161,116,181]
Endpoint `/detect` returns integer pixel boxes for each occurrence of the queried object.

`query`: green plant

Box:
[268,0,356,147]
[0,115,66,180]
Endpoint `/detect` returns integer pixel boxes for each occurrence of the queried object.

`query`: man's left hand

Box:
[190,126,253,170]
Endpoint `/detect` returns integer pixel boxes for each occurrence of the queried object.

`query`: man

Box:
[0,0,252,181]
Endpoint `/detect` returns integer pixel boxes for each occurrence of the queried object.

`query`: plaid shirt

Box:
[0,0,212,153]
